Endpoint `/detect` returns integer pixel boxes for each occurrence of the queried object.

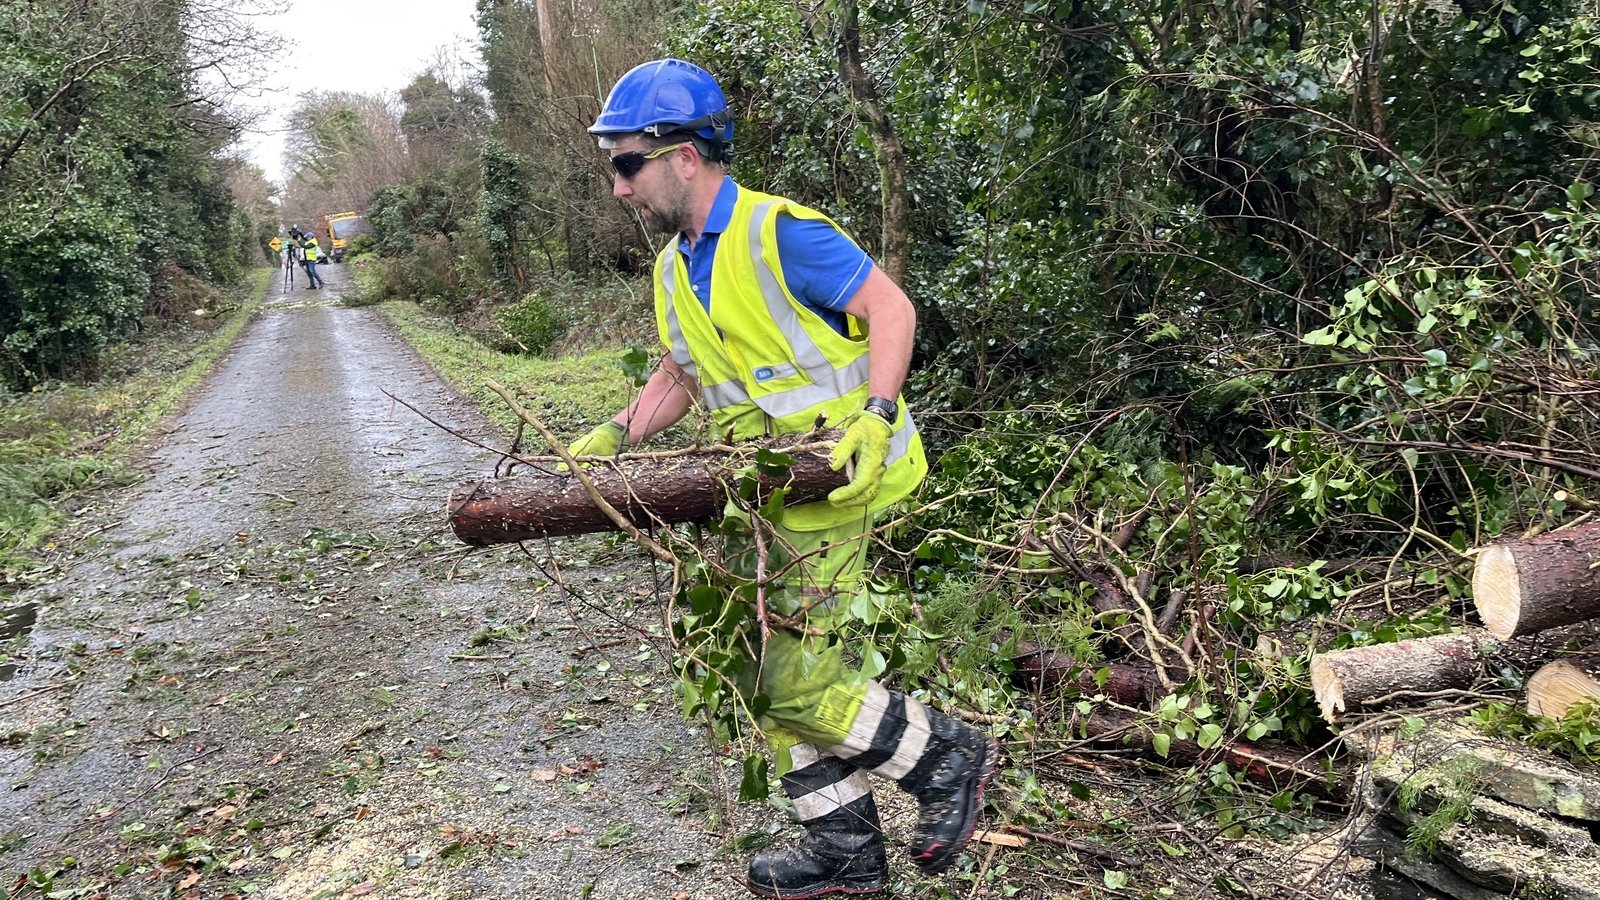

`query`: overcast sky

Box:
[237,0,482,186]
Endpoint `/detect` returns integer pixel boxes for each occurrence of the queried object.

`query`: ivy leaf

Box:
[1197,723,1224,749]
[620,345,652,387]
[1422,348,1448,367]
[737,754,769,802]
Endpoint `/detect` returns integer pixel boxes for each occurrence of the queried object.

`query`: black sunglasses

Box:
[609,142,688,179]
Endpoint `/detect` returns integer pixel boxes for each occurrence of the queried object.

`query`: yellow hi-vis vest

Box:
[304,239,320,261]
[654,185,928,532]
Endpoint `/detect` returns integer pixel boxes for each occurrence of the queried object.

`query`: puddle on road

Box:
[0,601,38,681]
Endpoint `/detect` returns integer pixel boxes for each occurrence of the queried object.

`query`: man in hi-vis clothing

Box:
[567,59,998,898]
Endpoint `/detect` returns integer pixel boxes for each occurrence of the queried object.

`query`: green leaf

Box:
[1422,348,1448,367]
[1301,326,1337,346]
[738,753,769,802]
[1197,723,1224,748]
[1152,732,1172,758]
[620,345,652,387]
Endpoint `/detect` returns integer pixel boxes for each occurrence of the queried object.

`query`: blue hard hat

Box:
[589,59,732,156]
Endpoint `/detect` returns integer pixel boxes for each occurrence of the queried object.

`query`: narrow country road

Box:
[0,266,756,899]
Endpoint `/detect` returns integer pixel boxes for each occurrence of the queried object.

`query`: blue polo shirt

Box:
[675,176,872,336]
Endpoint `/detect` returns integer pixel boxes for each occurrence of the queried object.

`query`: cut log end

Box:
[1310,654,1345,723]
[1527,660,1600,720]
[1473,544,1522,640]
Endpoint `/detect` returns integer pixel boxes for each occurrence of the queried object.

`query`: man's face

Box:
[607,138,693,235]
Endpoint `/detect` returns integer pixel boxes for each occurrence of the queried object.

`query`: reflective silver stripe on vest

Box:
[700,377,750,409]
[886,410,915,466]
[747,201,842,385]
[659,257,697,375]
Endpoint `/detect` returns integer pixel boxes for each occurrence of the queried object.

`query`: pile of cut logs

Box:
[1311,522,1600,900]
[1311,521,1600,725]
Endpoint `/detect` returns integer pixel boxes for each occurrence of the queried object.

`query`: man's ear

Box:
[674,143,702,178]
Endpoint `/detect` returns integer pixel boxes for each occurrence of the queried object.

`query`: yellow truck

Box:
[321,212,370,262]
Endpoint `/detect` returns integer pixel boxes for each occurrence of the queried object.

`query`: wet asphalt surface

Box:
[0,264,772,899]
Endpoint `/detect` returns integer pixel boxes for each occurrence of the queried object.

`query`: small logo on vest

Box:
[752,363,796,383]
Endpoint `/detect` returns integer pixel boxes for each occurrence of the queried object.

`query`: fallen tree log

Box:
[1009,648,1160,707]
[1310,623,1600,723]
[1528,649,1600,720]
[1473,521,1600,639]
[448,434,847,544]
[1068,709,1348,801]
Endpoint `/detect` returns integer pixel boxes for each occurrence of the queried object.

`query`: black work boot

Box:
[747,752,887,898]
[896,706,999,873]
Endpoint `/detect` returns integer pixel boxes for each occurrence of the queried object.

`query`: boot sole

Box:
[744,877,887,898]
[912,735,1001,874]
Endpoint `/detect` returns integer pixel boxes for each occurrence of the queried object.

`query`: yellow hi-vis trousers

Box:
[723,511,881,774]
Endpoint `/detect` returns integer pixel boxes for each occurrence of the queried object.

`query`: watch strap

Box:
[863,396,898,423]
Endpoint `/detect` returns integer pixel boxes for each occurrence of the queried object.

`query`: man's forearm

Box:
[614,364,695,443]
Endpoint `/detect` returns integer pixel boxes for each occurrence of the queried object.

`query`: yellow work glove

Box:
[828,413,893,508]
[565,420,625,461]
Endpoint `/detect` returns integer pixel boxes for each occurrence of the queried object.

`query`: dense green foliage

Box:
[299,0,1600,784]
[635,0,1600,760]
[0,0,267,389]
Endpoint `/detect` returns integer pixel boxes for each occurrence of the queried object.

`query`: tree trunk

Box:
[1010,648,1160,707]
[1073,709,1347,801]
[1527,650,1600,720]
[447,436,847,544]
[1311,631,1497,723]
[833,1,910,285]
[1311,624,1600,723]
[533,0,558,98]
[1473,521,1600,638]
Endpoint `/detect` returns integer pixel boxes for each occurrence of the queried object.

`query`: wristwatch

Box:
[863,396,898,423]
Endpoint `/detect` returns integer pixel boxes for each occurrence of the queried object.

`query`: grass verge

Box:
[0,267,272,581]
[375,300,638,446]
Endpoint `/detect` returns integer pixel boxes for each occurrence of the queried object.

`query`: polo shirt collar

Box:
[678,175,739,254]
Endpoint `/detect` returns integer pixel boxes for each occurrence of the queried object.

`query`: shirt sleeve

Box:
[773,213,874,314]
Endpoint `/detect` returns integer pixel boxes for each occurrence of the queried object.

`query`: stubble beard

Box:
[641,181,693,235]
